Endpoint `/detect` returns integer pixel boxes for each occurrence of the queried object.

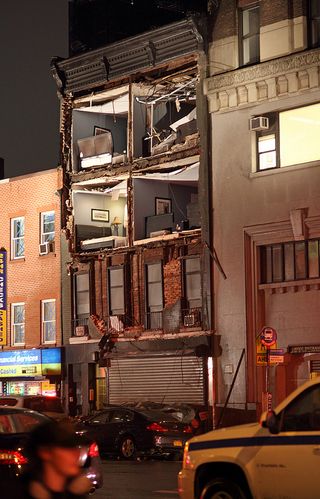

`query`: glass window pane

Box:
[14,239,24,258]
[280,103,320,167]
[14,219,24,237]
[185,258,200,273]
[44,301,55,321]
[110,269,124,287]
[295,242,307,279]
[259,151,277,170]
[14,325,25,344]
[44,321,56,342]
[272,245,283,282]
[148,282,163,308]
[261,246,272,283]
[242,7,259,37]
[308,240,319,278]
[76,274,89,292]
[284,243,295,281]
[258,135,276,153]
[110,288,124,314]
[311,0,320,18]
[147,263,161,283]
[186,274,201,300]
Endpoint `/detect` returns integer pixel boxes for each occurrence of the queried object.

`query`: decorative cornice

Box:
[205,48,320,113]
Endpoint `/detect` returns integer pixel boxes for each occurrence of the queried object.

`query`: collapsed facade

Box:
[52,19,216,417]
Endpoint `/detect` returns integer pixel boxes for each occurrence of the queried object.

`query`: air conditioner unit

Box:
[39,241,54,256]
[249,116,269,131]
[184,314,196,327]
[75,325,89,337]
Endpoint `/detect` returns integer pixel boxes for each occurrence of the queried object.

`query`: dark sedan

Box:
[0,407,103,492]
[77,406,192,459]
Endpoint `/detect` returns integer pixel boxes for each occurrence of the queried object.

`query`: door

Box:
[107,409,136,449]
[85,410,113,452]
[255,384,320,499]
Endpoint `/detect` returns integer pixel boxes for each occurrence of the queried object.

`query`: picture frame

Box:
[93,126,109,136]
[91,209,110,222]
[155,197,172,215]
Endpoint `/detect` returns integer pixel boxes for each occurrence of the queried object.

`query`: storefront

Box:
[0,348,62,397]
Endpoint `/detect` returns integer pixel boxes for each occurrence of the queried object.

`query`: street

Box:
[95,459,181,499]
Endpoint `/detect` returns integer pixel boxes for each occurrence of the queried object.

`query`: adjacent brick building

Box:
[0,169,63,397]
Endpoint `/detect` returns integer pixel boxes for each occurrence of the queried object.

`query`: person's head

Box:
[28,420,82,478]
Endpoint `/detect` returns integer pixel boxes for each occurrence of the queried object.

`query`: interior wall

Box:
[72,110,127,170]
[133,99,146,158]
[133,179,197,240]
[73,192,126,236]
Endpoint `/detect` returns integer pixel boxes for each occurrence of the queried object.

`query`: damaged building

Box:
[52,19,215,417]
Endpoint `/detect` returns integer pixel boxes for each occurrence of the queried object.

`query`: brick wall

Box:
[212,0,237,41]
[0,169,61,349]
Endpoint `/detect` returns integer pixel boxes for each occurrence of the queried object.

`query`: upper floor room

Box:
[209,0,320,75]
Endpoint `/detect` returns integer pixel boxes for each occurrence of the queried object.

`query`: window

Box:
[108,267,125,316]
[110,409,134,423]
[75,273,90,319]
[256,103,320,171]
[240,5,260,66]
[146,262,163,329]
[260,239,320,284]
[281,385,320,432]
[40,211,55,243]
[42,299,56,343]
[184,257,202,308]
[309,0,320,48]
[11,303,25,346]
[11,217,25,259]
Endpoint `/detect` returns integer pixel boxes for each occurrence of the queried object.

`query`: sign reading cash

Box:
[0,250,7,345]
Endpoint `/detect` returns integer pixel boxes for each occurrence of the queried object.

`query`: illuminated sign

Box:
[0,348,61,378]
[0,250,7,345]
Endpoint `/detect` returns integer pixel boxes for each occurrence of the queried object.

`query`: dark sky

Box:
[0,1,68,179]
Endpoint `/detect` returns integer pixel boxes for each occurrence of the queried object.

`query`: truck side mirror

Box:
[261,410,280,435]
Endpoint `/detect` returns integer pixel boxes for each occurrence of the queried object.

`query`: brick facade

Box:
[0,169,61,349]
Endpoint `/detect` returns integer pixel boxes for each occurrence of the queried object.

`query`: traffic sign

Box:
[260,326,277,347]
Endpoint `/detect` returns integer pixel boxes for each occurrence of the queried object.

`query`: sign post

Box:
[0,250,7,345]
[260,326,277,412]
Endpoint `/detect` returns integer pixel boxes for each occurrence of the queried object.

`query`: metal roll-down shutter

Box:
[108,355,205,405]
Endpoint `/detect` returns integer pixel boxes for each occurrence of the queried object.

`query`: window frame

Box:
[11,217,25,260]
[108,266,125,317]
[11,302,25,347]
[41,299,56,344]
[279,384,320,432]
[40,211,55,244]
[145,261,164,313]
[239,4,260,67]
[183,256,202,308]
[74,272,91,320]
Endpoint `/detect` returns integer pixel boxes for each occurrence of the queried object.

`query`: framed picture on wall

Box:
[93,126,109,136]
[155,197,172,215]
[91,209,110,222]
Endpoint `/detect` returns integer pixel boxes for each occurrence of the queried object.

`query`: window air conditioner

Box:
[39,241,54,256]
[184,314,196,327]
[249,116,269,131]
[75,325,89,337]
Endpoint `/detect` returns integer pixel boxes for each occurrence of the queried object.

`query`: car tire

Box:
[119,435,136,459]
[200,477,248,499]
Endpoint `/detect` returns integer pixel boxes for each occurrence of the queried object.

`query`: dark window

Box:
[281,385,320,432]
[309,0,320,48]
[146,262,163,329]
[108,267,125,315]
[240,5,260,66]
[75,273,90,319]
[260,239,320,284]
[184,257,202,308]
[110,410,134,423]
[89,412,111,425]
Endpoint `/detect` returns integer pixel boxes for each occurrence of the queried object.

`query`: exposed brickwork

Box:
[0,170,61,349]
[260,0,290,26]
[163,259,182,307]
[212,0,237,41]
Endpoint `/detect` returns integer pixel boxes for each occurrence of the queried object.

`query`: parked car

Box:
[0,406,103,492]
[0,395,67,421]
[77,405,193,459]
[179,377,320,499]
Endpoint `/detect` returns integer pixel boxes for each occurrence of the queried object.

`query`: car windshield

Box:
[0,410,48,434]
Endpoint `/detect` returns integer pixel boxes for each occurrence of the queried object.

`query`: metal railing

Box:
[145,311,163,330]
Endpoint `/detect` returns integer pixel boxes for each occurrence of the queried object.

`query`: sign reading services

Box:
[0,348,61,378]
[0,250,7,345]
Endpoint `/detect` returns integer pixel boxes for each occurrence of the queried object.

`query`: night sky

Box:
[0,1,68,179]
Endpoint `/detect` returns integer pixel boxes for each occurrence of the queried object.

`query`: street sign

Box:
[260,326,277,347]
[256,349,285,365]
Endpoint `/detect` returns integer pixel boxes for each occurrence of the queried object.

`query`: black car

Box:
[0,407,103,492]
[77,406,192,459]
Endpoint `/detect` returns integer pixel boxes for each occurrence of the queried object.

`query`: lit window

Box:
[11,217,25,259]
[258,135,277,170]
[42,299,56,343]
[40,211,55,243]
[11,303,25,346]
[309,0,320,48]
[240,5,260,66]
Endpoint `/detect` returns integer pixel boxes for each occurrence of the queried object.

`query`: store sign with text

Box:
[0,348,61,378]
[0,250,7,345]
